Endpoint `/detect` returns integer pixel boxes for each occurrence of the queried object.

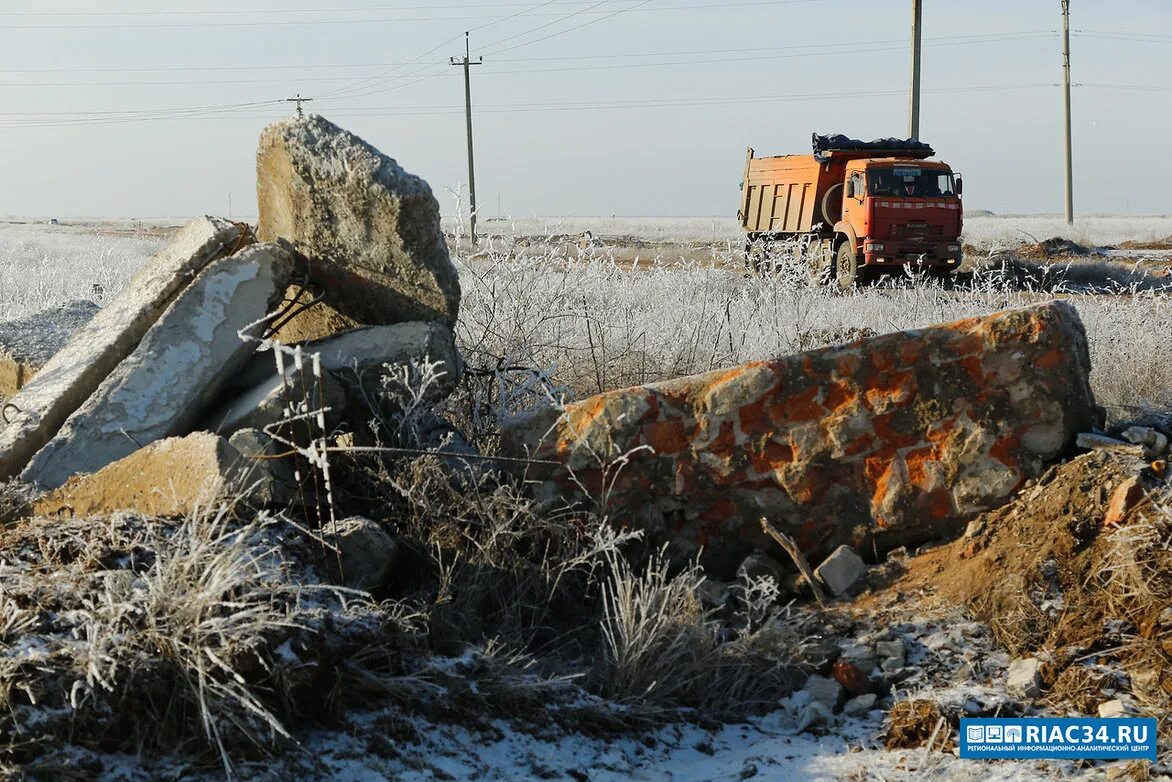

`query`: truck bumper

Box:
[863,241,962,268]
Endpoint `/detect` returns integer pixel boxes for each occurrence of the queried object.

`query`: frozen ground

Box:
[2,217,1167,781]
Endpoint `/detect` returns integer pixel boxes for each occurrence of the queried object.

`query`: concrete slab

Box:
[0,217,245,480]
[22,243,292,489]
[32,432,245,519]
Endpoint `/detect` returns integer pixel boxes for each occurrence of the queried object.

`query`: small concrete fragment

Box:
[803,674,844,711]
[0,300,99,397]
[796,701,834,733]
[0,217,244,480]
[321,516,398,592]
[842,693,877,717]
[505,302,1100,577]
[1097,699,1130,719]
[257,114,460,327]
[22,244,292,489]
[815,545,868,597]
[32,432,246,518]
[1006,657,1042,699]
[875,640,906,662]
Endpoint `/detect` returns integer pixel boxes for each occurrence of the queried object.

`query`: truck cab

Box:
[839,158,963,281]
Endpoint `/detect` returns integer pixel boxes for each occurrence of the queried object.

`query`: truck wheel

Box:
[836,242,859,290]
[820,183,844,225]
[809,239,834,285]
[745,236,768,273]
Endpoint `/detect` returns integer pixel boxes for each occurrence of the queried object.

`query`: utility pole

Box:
[1061,0,1074,224]
[451,32,483,244]
[284,93,312,118]
[908,0,922,140]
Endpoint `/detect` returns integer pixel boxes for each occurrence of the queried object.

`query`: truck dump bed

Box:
[740,151,846,234]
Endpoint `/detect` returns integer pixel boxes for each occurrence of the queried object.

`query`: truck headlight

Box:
[865,242,885,253]
[946,244,961,253]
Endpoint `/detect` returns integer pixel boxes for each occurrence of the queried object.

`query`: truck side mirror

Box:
[955,175,963,196]
[845,180,856,198]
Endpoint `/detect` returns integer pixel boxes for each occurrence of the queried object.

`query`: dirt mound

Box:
[1118,237,1172,251]
[1017,237,1098,260]
[899,449,1172,715]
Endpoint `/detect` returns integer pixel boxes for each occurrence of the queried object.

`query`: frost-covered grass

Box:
[964,215,1172,250]
[0,222,162,321]
[441,214,1172,252]
[455,240,1172,416]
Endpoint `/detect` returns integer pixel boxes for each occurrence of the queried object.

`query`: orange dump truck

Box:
[738,134,964,287]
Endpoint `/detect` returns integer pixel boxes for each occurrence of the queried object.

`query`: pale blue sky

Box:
[1,1,1169,218]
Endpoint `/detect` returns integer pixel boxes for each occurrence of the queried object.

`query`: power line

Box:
[0,1,818,30]
[480,0,654,56]
[0,30,1055,74]
[315,0,651,102]
[0,83,1059,128]
[0,1,688,15]
[313,0,565,102]
[0,33,1056,87]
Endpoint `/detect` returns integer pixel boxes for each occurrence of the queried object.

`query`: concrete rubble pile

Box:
[0,115,1115,607]
[0,115,462,516]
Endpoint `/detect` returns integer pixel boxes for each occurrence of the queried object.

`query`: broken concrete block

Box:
[0,300,99,398]
[815,545,867,597]
[505,302,1099,577]
[229,321,463,409]
[321,516,398,592]
[32,432,247,518]
[1006,657,1042,699]
[1121,426,1169,458]
[1076,432,1145,458]
[0,217,244,481]
[257,115,460,327]
[205,364,345,440]
[22,244,293,489]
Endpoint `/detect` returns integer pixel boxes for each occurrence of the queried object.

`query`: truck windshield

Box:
[868,167,955,197]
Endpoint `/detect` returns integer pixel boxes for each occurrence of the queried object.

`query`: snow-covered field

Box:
[442,214,1172,251]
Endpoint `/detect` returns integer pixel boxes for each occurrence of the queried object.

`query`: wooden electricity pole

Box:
[908,0,922,140]
[1061,0,1074,224]
[451,33,483,244]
